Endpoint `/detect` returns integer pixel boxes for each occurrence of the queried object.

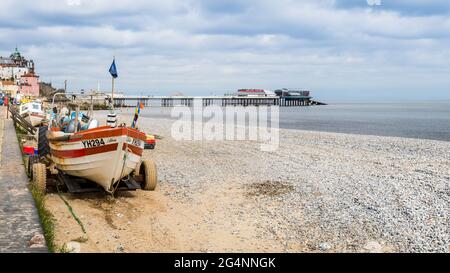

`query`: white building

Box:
[0,66,30,82]
[0,47,34,82]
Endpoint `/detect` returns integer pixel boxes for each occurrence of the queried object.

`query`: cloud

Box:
[334,0,450,16]
[0,0,449,99]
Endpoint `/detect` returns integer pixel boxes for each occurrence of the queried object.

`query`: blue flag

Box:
[109,59,118,78]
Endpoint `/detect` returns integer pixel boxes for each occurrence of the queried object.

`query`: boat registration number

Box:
[132,139,141,146]
[126,137,142,147]
[82,138,106,148]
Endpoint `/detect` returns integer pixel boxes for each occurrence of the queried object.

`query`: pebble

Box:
[318,243,332,251]
[29,234,46,248]
[364,241,383,253]
[66,241,81,253]
[116,244,125,252]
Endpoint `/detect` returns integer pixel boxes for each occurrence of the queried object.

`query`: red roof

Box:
[238,89,265,93]
[22,72,39,78]
[1,80,15,86]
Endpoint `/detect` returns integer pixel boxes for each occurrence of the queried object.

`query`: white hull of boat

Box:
[20,102,46,127]
[27,113,46,127]
[48,127,145,193]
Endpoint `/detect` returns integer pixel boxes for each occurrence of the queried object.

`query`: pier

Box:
[111,95,326,108]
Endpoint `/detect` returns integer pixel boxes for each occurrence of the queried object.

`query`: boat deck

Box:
[0,107,47,253]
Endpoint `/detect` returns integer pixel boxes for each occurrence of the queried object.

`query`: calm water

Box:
[131,102,450,142]
[279,102,450,141]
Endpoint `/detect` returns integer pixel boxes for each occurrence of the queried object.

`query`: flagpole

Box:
[107,56,118,128]
[111,56,115,112]
[111,75,115,112]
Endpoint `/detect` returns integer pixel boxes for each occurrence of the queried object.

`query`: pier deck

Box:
[112,95,322,108]
[0,107,47,253]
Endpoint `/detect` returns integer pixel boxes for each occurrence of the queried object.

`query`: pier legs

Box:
[158,97,315,107]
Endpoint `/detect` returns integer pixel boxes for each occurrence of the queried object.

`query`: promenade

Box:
[0,107,47,253]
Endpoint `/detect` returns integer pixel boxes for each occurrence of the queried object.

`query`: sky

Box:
[0,0,449,101]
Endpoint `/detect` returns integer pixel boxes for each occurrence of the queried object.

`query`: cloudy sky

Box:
[1,0,449,101]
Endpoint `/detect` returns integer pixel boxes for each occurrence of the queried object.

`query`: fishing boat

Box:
[39,92,157,194]
[31,58,157,194]
[19,101,46,127]
[46,124,156,193]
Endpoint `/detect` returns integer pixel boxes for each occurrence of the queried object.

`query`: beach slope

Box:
[46,114,449,253]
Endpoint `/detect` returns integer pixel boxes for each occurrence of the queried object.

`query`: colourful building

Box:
[0,48,39,97]
[18,72,39,97]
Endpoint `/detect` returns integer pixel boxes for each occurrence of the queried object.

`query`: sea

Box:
[130,102,450,142]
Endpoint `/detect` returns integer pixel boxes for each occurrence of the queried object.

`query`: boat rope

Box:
[56,184,86,234]
[112,141,129,195]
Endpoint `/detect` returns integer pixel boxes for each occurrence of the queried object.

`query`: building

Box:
[274,88,311,97]
[0,47,39,96]
[235,89,277,97]
[0,80,19,96]
[18,72,39,97]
